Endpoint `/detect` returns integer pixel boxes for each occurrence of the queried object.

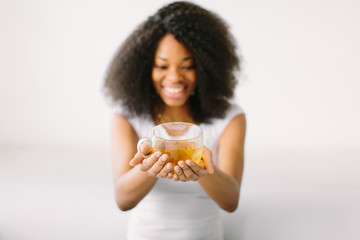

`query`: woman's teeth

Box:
[165,87,184,94]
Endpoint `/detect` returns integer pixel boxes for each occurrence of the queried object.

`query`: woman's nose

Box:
[166,67,182,81]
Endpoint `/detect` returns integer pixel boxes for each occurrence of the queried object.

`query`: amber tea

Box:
[138,122,204,171]
[153,146,204,169]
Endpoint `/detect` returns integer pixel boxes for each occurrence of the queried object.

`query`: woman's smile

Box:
[163,85,187,97]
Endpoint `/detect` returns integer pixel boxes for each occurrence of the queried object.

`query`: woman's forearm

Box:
[198,166,240,212]
[114,165,158,211]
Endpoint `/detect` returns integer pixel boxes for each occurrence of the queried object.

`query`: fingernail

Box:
[178,161,185,167]
[161,154,168,162]
[186,160,192,165]
[155,151,162,158]
[166,163,172,170]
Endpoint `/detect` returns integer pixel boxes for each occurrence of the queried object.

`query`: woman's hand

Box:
[129,141,174,179]
[172,146,215,182]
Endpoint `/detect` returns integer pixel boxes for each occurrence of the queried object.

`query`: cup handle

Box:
[137,137,152,158]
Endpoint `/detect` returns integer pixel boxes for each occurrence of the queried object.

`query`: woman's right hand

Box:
[129,142,174,179]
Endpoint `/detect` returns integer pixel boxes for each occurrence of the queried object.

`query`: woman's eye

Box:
[155,65,168,70]
[182,65,195,70]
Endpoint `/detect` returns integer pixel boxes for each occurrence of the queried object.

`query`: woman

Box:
[103,1,246,239]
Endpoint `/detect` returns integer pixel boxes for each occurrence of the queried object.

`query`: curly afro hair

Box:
[103,1,240,123]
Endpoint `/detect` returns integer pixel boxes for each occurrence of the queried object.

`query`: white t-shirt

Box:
[114,104,244,240]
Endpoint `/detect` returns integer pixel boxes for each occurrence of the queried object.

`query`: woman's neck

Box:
[155,105,194,124]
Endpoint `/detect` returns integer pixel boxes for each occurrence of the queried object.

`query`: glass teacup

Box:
[137,122,204,171]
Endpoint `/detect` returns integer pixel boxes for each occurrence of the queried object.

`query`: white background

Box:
[1,0,359,239]
[1,0,359,149]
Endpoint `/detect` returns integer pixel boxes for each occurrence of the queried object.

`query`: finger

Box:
[185,160,207,178]
[140,151,161,171]
[202,147,215,174]
[148,154,168,176]
[129,152,145,166]
[185,160,200,171]
[174,165,187,182]
[139,141,152,157]
[153,156,172,178]
[178,161,198,181]
[172,173,179,181]
[157,162,173,178]
[167,172,173,179]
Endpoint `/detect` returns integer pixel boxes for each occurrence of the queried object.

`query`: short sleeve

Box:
[112,101,154,139]
[208,104,244,138]
[112,101,131,118]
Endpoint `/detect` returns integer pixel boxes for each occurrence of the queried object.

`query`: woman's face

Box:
[152,34,196,108]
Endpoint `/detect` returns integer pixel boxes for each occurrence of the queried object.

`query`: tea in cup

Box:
[137,122,204,171]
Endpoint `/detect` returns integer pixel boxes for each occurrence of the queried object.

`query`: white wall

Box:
[0,0,359,149]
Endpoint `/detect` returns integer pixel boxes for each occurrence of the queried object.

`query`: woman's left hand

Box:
[172,146,214,182]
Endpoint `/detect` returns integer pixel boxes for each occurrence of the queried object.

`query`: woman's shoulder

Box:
[209,103,244,124]
[226,103,245,119]
[112,102,154,138]
[201,103,245,137]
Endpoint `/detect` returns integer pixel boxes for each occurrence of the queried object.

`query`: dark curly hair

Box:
[103,1,240,123]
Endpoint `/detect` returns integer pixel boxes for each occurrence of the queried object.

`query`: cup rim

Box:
[152,122,203,142]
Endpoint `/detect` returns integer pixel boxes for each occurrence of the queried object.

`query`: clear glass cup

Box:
[137,122,204,170]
